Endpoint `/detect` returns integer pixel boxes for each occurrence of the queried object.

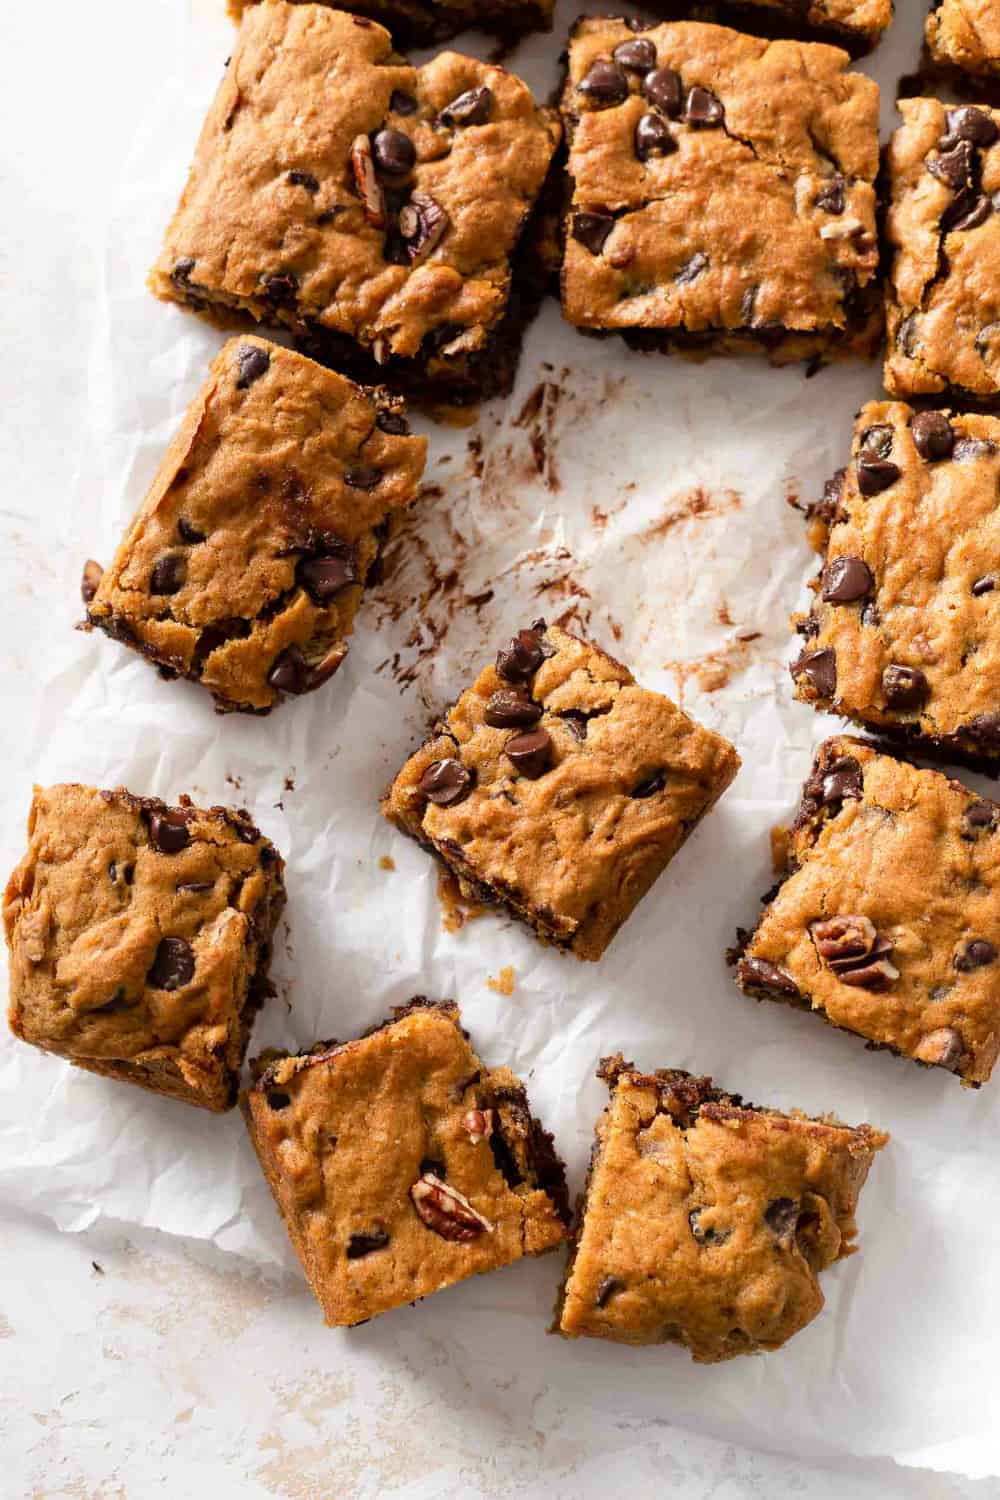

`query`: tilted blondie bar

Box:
[83,337,426,714]
[927,0,1000,78]
[885,98,1000,403]
[792,401,1000,763]
[4,784,285,1111]
[241,999,570,1325]
[556,1057,886,1360]
[383,621,740,961]
[152,4,560,405]
[227,0,554,49]
[559,19,881,365]
[734,737,1000,1086]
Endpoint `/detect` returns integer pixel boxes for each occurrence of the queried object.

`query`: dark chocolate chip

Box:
[911,409,954,461]
[675,251,708,284]
[822,556,873,603]
[642,67,682,116]
[595,1275,624,1307]
[559,710,590,741]
[267,645,310,695]
[390,89,418,115]
[418,758,473,807]
[964,799,998,836]
[688,1209,730,1246]
[298,550,357,602]
[344,466,382,490]
[177,517,206,544]
[614,37,656,72]
[955,939,997,971]
[882,664,929,710]
[288,169,319,193]
[790,647,836,699]
[496,626,545,683]
[146,936,195,992]
[738,956,801,999]
[975,321,1000,357]
[484,690,542,729]
[235,343,270,389]
[441,86,493,126]
[856,455,901,497]
[684,86,724,126]
[927,139,973,190]
[945,106,999,146]
[966,712,1000,748]
[942,190,992,233]
[376,408,410,436]
[821,756,863,805]
[953,437,997,461]
[172,257,196,284]
[346,1230,390,1258]
[372,128,415,183]
[148,809,191,854]
[635,112,675,161]
[764,1197,798,1238]
[263,272,298,305]
[973,574,996,596]
[815,176,845,214]
[859,424,894,458]
[505,727,552,779]
[81,559,103,605]
[571,211,615,254]
[631,771,666,798]
[150,554,186,595]
[266,1090,291,1110]
[577,59,629,107]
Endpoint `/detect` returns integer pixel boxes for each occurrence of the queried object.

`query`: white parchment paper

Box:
[3,0,997,1479]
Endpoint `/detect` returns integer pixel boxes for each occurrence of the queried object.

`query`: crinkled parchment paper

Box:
[2,0,998,1480]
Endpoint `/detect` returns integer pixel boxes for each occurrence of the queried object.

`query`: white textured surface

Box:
[4,0,1000,1494]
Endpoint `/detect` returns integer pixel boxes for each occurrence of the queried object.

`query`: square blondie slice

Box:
[734,737,1000,1086]
[227,0,554,49]
[556,1057,886,1360]
[791,401,1000,764]
[383,621,740,961]
[152,4,560,406]
[83,336,426,714]
[885,98,1000,403]
[559,19,881,365]
[927,0,1000,79]
[4,784,286,1111]
[241,999,570,1326]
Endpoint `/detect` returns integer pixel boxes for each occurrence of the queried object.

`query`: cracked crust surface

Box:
[555,1057,886,1360]
[791,400,1000,759]
[85,336,426,714]
[382,622,741,961]
[227,0,554,48]
[927,0,1000,77]
[151,4,559,399]
[735,737,1000,1086]
[885,97,1000,401]
[559,19,881,362]
[241,1000,570,1326]
[4,783,286,1111]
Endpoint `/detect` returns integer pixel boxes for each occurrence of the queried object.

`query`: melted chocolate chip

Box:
[484,690,542,729]
[571,211,615,254]
[973,573,997,596]
[942,189,992,233]
[263,272,298,305]
[911,410,954,461]
[595,1275,624,1307]
[266,1089,291,1110]
[344,466,382,490]
[739,957,801,999]
[347,1230,390,1258]
[496,626,545,683]
[505,728,552,779]
[821,756,863,806]
[927,139,973,190]
[642,67,682,116]
[390,89,418,115]
[955,939,997,971]
[235,343,270,389]
[298,548,357,602]
[146,936,195,992]
[419,758,473,807]
[684,86,724,126]
[963,799,998,836]
[376,408,410,436]
[578,59,629,107]
[635,113,675,160]
[791,647,836,699]
[675,251,708,284]
[150,554,186,595]
[764,1197,798,1237]
[148,809,191,854]
[882,664,929,710]
[441,86,493,126]
[372,128,415,183]
[172,257,195,284]
[860,424,894,458]
[614,37,656,72]
[945,106,999,147]
[288,169,319,193]
[177,517,205,544]
[631,771,666,798]
[953,437,997,461]
[267,645,309,695]
[822,556,873,603]
[966,712,1000,748]
[856,454,901,497]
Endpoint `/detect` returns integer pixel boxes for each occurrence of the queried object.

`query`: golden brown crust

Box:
[556,1060,886,1360]
[885,97,1000,401]
[736,737,1000,1086]
[227,0,555,48]
[791,400,1000,757]
[240,1002,569,1326]
[85,336,426,714]
[559,19,881,363]
[4,784,285,1111]
[152,5,559,394]
[382,622,740,961]
[927,0,1000,77]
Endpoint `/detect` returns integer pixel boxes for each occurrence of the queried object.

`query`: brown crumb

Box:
[91,1261,104,1275]
[437,868,485,933]
[486,965,516,997]
[770,825,791,874]
[378,855,396,872]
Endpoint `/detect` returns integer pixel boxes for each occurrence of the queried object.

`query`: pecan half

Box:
[410,1172,494,1240]
[461,1108,495,1145]
[350,135,387,229]
[399,192,450,265]
[810,914,899,989]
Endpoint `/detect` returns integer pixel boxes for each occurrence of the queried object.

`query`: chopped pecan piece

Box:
[410,1172,494,1241]
[350,135,387,229]
[461,1108,495,1145]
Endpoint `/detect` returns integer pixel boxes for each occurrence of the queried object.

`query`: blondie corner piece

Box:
[4,784,285,1111]
[241,999,570,1326]
[559,19,881,366]
[226,0,554,49]
[152,4,560,406]
[382,621,740,961]
[555,1057,886,1361]
[83,336,426,714]
[734,737,1000,1086]
[791,401,1000,764]
[927,0,1000,79]
[885,98,1000,403]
